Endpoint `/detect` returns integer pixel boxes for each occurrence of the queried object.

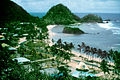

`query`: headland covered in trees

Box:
[0,0,120,80]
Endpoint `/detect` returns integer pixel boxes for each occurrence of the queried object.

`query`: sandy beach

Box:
[47,25,57,46]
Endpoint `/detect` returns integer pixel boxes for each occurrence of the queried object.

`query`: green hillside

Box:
[43,4,81,25]
[81,14,103,23]
[0,0,34,25]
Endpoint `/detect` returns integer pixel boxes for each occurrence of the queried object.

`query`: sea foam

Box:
[97,22,120,35]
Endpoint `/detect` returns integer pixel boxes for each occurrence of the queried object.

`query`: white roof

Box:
[23,34,28,36]
[13,34,18,37]
[13,57,30,63]
[9,47,17,51]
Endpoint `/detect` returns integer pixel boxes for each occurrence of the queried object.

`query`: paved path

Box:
[31,57,55,63]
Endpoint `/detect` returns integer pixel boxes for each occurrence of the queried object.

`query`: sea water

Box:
[30,13,120,51]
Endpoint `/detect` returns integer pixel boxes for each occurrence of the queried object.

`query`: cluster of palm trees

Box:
[77,42,109,60]
[50,39,74,65]
[56,39,74,51]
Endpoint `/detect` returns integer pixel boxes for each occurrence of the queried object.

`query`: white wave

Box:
[98,22,120,35]
[112,29,120,34]
[97,22,119,30]
[91,28,95,30]
[115,44,120,46]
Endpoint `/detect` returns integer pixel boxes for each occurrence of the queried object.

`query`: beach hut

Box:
[76,62,89,70]
[0,35,5,41]
[12,57,30,64]
[9,47,17,51]
[0,35,4,38]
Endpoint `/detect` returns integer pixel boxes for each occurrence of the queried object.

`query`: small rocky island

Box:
[81,14,103,23]
[63,27,84,34]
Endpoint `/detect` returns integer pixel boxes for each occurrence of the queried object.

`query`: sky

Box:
[12,0,120,13]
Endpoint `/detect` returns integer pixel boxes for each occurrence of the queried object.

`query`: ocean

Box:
[30,13,120,51]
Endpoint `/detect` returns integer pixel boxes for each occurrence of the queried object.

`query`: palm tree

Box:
[102,50,107,59]
[63,42,70,51]
[97,49,102,61]
[57,38,62,45]
[81,42,86,52]
[69,42,74,49]
[57,66,71,77]
[77,44,81,52]
[111,51,120,74]
[108,49,113,61]
[100,59,109,74]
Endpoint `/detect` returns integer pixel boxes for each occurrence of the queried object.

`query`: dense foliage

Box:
[43,4,81,25]
[63,27,84,34]
[43,4,103,25]
[81,14,103,23]
[1,0,119,80]
[0,0,35,26]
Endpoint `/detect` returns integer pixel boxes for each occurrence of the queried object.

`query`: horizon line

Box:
[29,12,120,14]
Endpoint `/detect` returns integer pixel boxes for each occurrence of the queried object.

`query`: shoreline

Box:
[47,25,57,46]
[47,24,114,65]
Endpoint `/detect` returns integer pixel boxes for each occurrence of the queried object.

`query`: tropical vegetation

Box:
[42,4,81,25]
[63,27,84,34]
[81,14,103,23]
[0,0,120,80]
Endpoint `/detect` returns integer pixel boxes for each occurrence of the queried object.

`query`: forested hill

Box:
[81,14,103,23]
[43,4,81,25]
[0,0,34,25]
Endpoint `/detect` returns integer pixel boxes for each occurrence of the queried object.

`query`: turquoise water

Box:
[51,22,120,51]
[72,71,96,78]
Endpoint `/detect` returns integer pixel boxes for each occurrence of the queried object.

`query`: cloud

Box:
[12,0,120,13]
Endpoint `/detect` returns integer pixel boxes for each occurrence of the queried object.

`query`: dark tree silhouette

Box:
[100,59,109,74]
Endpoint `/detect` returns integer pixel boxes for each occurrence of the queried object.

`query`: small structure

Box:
[22,34,28,37]
[13,34,19,37]
[76,62,89,70]
[0,35,5,41]
[12,57,30,63]
[0,35,4,38]
[9,47,17,51]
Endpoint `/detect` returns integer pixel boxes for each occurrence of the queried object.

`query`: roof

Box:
[9,47,17,51]
[13,34,19,37]
[12,57,30,63]
[0,35,5,40]
[0,35,4,38]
